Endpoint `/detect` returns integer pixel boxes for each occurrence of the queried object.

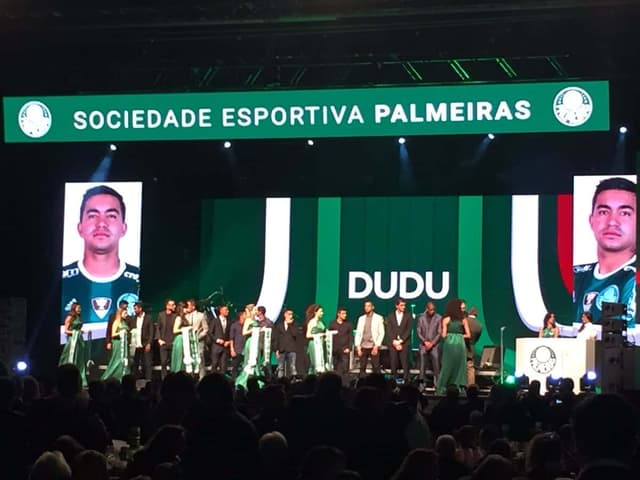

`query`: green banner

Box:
[4,81,608,142]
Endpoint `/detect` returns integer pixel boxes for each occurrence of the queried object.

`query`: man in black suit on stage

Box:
[156,299,177,379]
[131,301,154,380]
[386,297,413,383]
[210,304,231,374]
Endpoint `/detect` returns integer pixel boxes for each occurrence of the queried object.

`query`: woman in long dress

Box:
[236,304,261,387]
[102,307,131,381]
[436,298,471,394]
[305,304,326,374]
[170,302,191,372]
[59,302,88,387]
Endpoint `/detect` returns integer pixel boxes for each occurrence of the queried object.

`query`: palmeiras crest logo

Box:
[18,101,52,138]
[553,87,593,127]
[92,297,112,320]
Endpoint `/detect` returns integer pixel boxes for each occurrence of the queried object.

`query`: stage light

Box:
[546,373,562,393]
[505,374,516,385]
[223,141,232,149]
[398,137,406,145]
[307,139,315,146]
[619,126,628,134]
[109,144,118,152]
[487,133,495,140]
[15,360,28,373]
[580,370,598,392]
[515,373,530,390]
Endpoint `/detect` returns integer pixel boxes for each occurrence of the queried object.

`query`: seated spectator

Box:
[73,450,108,480]
[298,445,346,480]
[436,434,469,480]
[51,435,84,467]
[1,375,32,480]
[126,425,185,479]
[478,424,501,456]
[524,432,563,480]
[470,454,516,480]
[456,425,482,468]
[430,385,465,437]
[29,451,72,480]
[259,431,292,480]
[390,448,439,480]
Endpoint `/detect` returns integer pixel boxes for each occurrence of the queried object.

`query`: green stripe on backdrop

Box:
[315,198,342,317]
[457,196,488,356]
[481,196,528,374]
[538,195,573,323]
[199,199,266,311]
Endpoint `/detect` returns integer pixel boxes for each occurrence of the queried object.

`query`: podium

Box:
[515,338,595,394]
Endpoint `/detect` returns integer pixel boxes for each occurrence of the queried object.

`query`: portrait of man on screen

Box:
[573,176,636,324]
[61,184,140,327]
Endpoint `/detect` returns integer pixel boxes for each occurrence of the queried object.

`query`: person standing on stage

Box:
[105,299,129,351]
[538,312,560,338]
[256,306,274,329]
[156,299,177,379]
[355,300,385,376]
[102,305,131,381]
[436,298,471,394]
[131,301,154,380]
[465,306,483,386]
[305,304,326,374]
[170,302,193,372]
[210,304,231,375]
[273,308,299,378]
[59,302,88,388]
[576,312,597,340]
[386,298,413,383]
[417,301,442,385]
[185,299,209,379]
[229,310,246,382]
[329,307,354,384]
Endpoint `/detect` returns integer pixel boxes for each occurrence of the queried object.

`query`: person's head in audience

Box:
[469,410,484,426]
[197,373,234,408]
[391,448,439,480]
[22,375,40,405]
[259,431,289,474]
[456,425,478,449]
[87,380,106,401]
[525,432,563,479]
[56,364,82,398]
[73,450,108,480]
[0,376,16,411]
[299,445,346,480]
[435,434,457,460]
[466,384,480,400]
[146,424,186,464]
[479,424,501,453]
[29,451,72,480]
[445,384,460,401]
[316,372,343,402]
[399,384,425,412]
[52,435,85,466]
[528,380,541,397]
[353,386,384,416]
[160,372,196,411]
[471,454,516,480]
[487,438,512,460]
[558,378,575,398]
[572,394,638,466]
[121,374,137,396]
[261,383,286,411]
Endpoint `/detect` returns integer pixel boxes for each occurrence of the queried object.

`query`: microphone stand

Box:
[500,326,506,384]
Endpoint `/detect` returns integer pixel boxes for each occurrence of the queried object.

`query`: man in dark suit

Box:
[386,297,413,383]
[417,301,442,385]
[131,301,154,380]
[156,299,177,379]
[465,306,483,385]
[210,304,231,374]
[273,308,299,378]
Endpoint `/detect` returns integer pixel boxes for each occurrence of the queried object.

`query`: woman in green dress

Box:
[305,304,326,374]
[59,302,88,388]
[538,312,559,338]
[236,304,261,387]
[436,298,471,394]
[102,307,131,381]
[171,302,191,372]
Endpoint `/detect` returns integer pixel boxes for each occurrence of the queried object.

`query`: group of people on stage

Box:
[59,296,484,394]
[537,310,598,340]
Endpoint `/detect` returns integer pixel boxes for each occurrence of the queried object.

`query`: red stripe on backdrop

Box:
[557,194,573,294]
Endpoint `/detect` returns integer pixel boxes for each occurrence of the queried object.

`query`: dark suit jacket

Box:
[156,311,177,345]
[133,312,154,347]
[273,321,299,353]
[386,311,413,346]
[210,315,231,351]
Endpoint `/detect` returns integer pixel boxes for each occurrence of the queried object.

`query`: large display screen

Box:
[573,175,637,334]
[60,182,142,342]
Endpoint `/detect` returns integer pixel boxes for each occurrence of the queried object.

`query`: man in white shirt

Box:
[131,301,154,380]
[186,299,209,379]
[355,300,385,376]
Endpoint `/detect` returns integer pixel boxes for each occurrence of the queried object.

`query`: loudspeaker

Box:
[479,345,500,368]
[602,302,627,318]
